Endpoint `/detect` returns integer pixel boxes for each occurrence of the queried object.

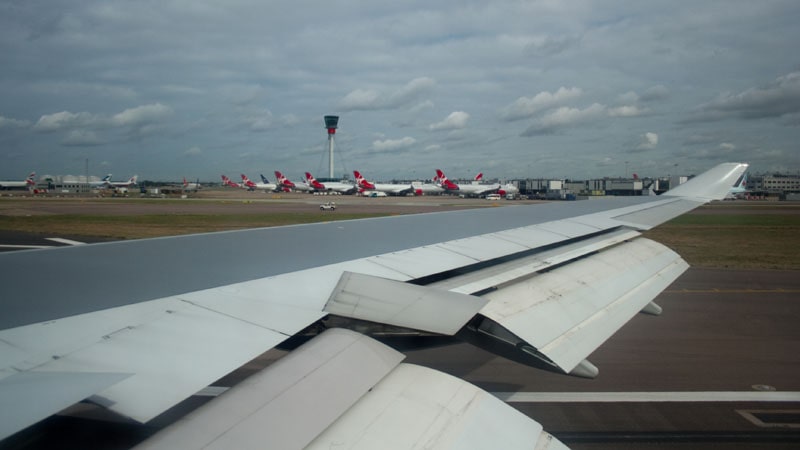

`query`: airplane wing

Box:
[0,162,747,446]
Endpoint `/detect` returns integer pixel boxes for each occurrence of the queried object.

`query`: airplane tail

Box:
[129,175,138,185]
[183,177,189,188]
[25,172,36,186]
[305,172,325,190]
[474,172,483,181]
[260,174,271,184]
[435,169,459,191]
[274,171,295,188]
[353,170,375,189]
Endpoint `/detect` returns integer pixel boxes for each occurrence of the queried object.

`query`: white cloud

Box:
[430,111,470,131]
[34,111,100,132]
[372,136,417,151]
[112,103,173,127]
[522,103,606,135]
[500,87,582,121]
[184,146,203,156]
[608,105,648,117]
[339,77,435,111]
[243,109,274,131]
[638,132,659,150]
[719,142,735,151]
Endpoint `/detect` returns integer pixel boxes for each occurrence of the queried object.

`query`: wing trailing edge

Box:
[135,329,567,450]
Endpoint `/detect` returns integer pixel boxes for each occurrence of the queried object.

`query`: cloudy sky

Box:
[1,1,799,182]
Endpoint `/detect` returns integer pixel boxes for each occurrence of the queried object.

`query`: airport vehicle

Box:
[485,193,501,200]
[0,171,36,190]
[319,201,336,210]
[304,172,357,195]
[241,174,277,192]
[353,170,417,196]
[0,163,748,448]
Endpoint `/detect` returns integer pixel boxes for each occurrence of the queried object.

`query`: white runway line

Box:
[0,244,51,249]
[493,391,800,403]
[45,238,86,245]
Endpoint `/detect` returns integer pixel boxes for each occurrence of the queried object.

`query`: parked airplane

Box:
[0,172,36,190]
[353,170,417,196]
[0,163,749,448]
[105,175,138,188]
[436,169,519,198]
[435,169,503,197]
[241,174,277,192]
[729,172,749,195]
[304,172,357,194]
[89,174,113,188]
[273,170,311,192]
[260,174,281,191]
[182,177,202,191]
[221,174,243,188]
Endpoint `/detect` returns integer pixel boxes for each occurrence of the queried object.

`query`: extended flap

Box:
[325,272,488,335]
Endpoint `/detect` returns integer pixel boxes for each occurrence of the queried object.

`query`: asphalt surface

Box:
[1,196,798,449]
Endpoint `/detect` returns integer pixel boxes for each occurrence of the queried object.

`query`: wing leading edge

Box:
[0,163,748,444]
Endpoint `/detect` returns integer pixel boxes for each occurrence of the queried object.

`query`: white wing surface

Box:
[136,328,567,450]
[0,163,748,445]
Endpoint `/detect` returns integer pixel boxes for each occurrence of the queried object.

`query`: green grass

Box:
[644,213,800,270]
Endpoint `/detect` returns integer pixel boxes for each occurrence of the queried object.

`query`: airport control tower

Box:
[324,115,339,179]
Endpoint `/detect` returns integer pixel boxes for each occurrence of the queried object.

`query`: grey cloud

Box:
[697,71,800,120]
[640,85,670,102]
[0,116,31,128]
[62,130,105,146]
[524,35,580,57]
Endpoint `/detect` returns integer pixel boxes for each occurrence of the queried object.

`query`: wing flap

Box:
[308,363,568,450]
[0,371,131,440]
[136,328,404,450]
[482,238,687,373]
[136,329,567,450]
[325,271,488,335]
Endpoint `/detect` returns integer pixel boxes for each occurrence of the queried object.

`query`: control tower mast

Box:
[324,115,339,179]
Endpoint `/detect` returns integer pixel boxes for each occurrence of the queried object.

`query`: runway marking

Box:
[46,237,86,246]
[665,288,800,294]
[493,391,800,403]
[0,244,51,249]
